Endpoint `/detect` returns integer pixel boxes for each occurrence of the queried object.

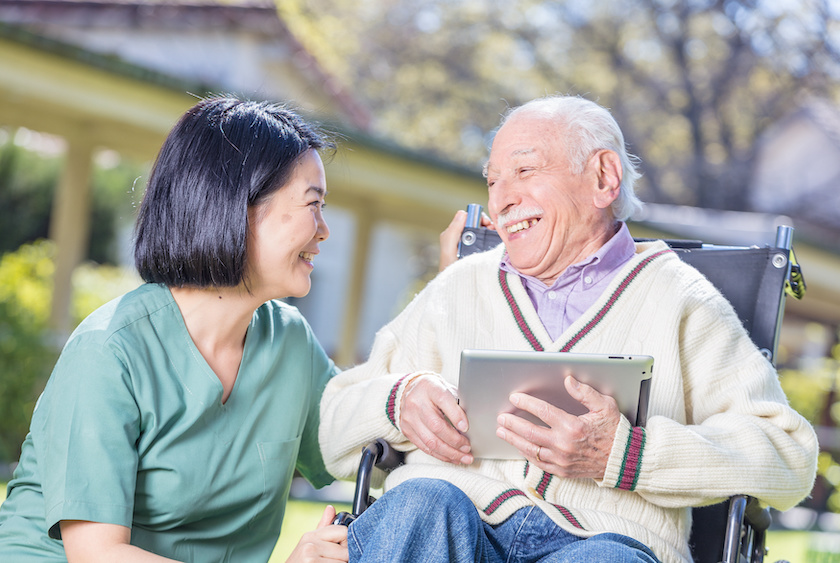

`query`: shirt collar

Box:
[500,222,635,290]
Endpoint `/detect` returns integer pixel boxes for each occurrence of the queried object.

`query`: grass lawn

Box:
[0,482,824,561]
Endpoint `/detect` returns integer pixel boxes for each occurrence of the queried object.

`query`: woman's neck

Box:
[169,285,261,403]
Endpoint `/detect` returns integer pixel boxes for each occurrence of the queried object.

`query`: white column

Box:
[48,138,94,338]
[335,208,373,368]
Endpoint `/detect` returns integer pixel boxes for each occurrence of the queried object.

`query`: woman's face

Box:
[247,149,330,300]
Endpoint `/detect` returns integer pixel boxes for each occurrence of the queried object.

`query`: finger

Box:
[509,392,569,427]
[496,410,550,444]
[310,523,349,543]
[439,210,467,272]
[436,388,469,434]
[298,536,349,562]
[480,212,494,229]
[404,413,473,465]
[317,505,337,529]
[495,413,544,462]
[402,381,473,464]
[564,376,618,414]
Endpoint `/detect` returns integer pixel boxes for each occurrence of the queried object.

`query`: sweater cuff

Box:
[600,415,647,491]
[385,371,438,431]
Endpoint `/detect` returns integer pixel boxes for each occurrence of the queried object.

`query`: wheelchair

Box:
[336,224,807,563]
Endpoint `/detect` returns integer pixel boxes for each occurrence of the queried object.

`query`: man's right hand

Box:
[399,376,474,465]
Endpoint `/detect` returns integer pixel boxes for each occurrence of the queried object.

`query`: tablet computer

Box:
[457,349,654,459]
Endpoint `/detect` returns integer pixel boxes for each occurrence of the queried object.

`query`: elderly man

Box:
[319,95,817,563]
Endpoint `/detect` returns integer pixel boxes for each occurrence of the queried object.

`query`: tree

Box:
[278,0,840,211]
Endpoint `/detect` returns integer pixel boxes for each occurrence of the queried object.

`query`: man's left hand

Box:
[495,375,620,479]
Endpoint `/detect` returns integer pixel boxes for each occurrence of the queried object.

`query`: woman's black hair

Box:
[134,96,334,287]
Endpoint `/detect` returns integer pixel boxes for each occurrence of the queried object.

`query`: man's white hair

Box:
[500,95,644,221]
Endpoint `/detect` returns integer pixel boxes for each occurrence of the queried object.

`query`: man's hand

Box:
[286,505,348,562]
[495,375,620,479]
[399,376,474,465]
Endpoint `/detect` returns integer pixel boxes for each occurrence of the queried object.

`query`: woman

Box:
[0,97,348,562]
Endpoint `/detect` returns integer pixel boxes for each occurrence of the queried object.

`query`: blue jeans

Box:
[347,478,661,563]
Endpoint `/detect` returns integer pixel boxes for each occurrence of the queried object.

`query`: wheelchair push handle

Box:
[332,439,406,526]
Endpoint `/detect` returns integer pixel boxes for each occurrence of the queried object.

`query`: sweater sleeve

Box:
[319,283,448,483]
[600,277,818,511]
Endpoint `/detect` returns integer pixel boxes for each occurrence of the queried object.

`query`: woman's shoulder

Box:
[259,298,306,323]
[254,299,315,340]
[66,283,173,347]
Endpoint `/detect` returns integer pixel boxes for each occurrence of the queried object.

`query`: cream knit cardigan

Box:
[320,240,817,563]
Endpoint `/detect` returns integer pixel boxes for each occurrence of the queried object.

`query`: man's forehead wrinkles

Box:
[486,147,538,175]
[511,148,536,157]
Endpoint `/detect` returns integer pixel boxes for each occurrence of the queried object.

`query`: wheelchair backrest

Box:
[655,227,799,563]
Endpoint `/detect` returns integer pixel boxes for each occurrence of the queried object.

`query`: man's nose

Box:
[488,179,519,218]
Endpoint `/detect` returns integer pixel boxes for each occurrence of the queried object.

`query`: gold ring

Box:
[536,446,542,462]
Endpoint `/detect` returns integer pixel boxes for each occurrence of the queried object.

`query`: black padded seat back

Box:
[668,245,792,563]
[674,246,791,364]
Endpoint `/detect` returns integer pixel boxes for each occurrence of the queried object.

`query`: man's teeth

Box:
[299,252,314,261]
[507,219,539,234]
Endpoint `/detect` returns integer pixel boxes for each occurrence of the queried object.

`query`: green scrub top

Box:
[0,283,336,562]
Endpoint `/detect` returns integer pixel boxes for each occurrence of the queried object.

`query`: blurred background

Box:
[0,0,839,555]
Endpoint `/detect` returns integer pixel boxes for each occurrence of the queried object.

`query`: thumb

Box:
[317,505,337,529]
[565,375,612,412]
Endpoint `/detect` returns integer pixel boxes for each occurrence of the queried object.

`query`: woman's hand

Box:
[286,505,349,562]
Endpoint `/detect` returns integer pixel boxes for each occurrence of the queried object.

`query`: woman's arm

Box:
[60,521,180,563]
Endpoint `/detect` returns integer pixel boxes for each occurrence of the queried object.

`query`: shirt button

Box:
[584,276,593,284]
[547,291,557,300]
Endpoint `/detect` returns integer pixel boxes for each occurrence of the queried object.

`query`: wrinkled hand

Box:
[400,376,474,465]
[286,505,348,563]
[438,209,493,272]
[495,375,620,479]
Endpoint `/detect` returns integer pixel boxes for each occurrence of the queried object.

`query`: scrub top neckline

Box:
[163,286,258,409]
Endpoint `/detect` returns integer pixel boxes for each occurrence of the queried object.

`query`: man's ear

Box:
[592,150,622,210]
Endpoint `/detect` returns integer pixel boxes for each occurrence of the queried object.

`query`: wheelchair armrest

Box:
[721,495,771,563]
[334,439,405,526]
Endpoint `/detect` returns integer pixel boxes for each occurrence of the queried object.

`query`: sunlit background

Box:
[1,0,839,559]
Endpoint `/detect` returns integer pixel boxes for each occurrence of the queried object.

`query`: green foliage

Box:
[0,241,58,462]
[780,342,840,514]
[0,240,141,464]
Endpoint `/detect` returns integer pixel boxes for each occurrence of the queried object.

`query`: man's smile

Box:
[506,218,540,234]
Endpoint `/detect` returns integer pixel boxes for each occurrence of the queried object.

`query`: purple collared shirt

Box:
[500,223,636,341]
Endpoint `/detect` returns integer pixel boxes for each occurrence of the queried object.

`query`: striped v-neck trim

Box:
[498,248,673,352]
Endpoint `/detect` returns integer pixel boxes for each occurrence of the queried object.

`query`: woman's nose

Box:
[316,213,330,241]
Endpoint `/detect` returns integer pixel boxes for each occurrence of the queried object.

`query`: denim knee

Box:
[551,532,660,563]
[359,478,477,527]
[348,478,484,563]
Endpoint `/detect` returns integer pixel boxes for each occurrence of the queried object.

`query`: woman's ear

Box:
[592,150,622,210]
